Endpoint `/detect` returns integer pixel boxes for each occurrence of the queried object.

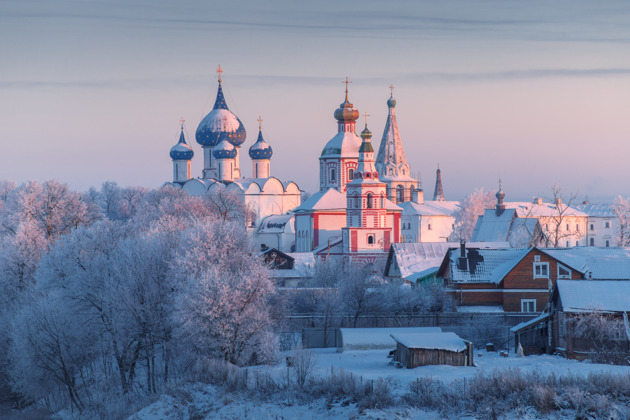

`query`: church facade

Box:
[167,68,301,251]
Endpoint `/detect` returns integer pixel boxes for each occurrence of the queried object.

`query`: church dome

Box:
[387,94,396,108]
[334,93,359,123]
[195,78,247,147]
[249,128,273,160]
[170,126,194,160]
[213,133,237,159]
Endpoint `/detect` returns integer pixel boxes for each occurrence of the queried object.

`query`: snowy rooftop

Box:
[510,312,551,332]
[294,188,347,211]
[457,305,505,313]
[575,203,616,217]
[338,327,442,351]
[543,247,630,280]
[399,200,460,217]
[449,248,531,283]
[268,252,315,279]
[390,332,468,352]
[502,201,587,218]
[557,280,630,313]
[256,214,294,234]
[472,209,539,246]
[391,242,508,281]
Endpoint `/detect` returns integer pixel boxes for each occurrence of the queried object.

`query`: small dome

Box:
[213,134,237,159]
[496,189,505,200]
[387,94,396,108]
[195,81,247,147]
[360,125,372,139]
[249,129,273,160]
[334,89,359,123]
[170,127,194,160]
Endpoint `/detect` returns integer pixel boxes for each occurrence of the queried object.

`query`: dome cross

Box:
[257,115,263,131]
[342,77,352,101]
[389,84,395,97]
[216,65,223,83]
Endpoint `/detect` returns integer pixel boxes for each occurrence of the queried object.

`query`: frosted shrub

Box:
[290,345,317,387]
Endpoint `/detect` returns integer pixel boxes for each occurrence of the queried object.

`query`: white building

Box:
[576,202,617,247]
[166,68,301,252]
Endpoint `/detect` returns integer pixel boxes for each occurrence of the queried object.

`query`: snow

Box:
[391,332,467,352]
[204,108,241,132]
[130,350,630,419]
[557,279,630,312]
[320,131,362,158]
[390,241,509,280]
[399,200,460,216]
[449,247,531,283]
[338,327,442,351]
[543,247,630,280]
[294,188,346,211]
[456,305,505,313]
[256,214,294,233]
[510,312,551,332]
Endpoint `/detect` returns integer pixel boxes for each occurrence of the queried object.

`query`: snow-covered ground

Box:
[130,350,630,420]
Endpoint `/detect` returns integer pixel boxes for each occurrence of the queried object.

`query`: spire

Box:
[433,165,445,201]
[213,65,228,110]
[375,85,410,180]
[169,118,194,161]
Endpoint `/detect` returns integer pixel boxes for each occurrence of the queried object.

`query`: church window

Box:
[366,193,374,209]
[380,193,384,208]
[389,168,393,175]
[330,168,336,182]
[606,240,610,247]
[367,235,374,245]
[590,223,594,231]
[428,224,432,230]
[576,224,579,231]
[396,185,404,203]
[605,221,611,228]
[349,169,354,180]
[590,238,594,246]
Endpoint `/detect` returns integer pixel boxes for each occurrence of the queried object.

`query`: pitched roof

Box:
[399,200,460,217]
[390,242,509,281]
[542,247,630,280]
[448,247,531,283]
[556,280,630,313]
[390,332,467,352]
[471,209,539,247]
[294,188,346,212]
[575,203,616,217]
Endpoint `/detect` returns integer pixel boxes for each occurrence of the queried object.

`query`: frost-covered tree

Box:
[339,265,387,327]
[612,196,630,247]
[449,188,495,241]
[173,221,277,365]
[204,187,247,222]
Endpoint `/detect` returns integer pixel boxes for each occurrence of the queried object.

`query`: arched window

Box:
[353,192,359,208]
[396,185,405,203]
[380,193,384,208]
[330,168,336,182]
[368,235,374,245]
[348,168,354,180]
[366,193,373,209]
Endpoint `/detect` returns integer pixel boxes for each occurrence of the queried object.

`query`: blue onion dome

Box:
[334,80,359,123]
[170,124,194,160]
[195,76,247,147]
[249,127,273,160]
[213,133,237,159]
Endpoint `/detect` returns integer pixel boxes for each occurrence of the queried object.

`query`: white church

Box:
[167,68,459,259]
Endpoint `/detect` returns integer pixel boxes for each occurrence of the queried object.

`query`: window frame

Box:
[521,299,537,313]
[533,262,549,279]
[557,264,571,279]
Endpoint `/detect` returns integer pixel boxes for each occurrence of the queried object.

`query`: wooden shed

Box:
[391,332,474,368]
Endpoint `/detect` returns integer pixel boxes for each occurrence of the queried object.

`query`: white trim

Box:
[521,299,537,313]
[533,262,549,279]
[557,264,571,279]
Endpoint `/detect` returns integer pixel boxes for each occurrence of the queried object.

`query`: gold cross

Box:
[257,115,263,130]
[216,65,223,83]
[342,77,351,101]
[389,84,395,96]
[363,112,370,127]
[179,116,185,128]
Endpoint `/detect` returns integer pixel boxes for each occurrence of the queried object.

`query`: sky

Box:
[1,0,629,202]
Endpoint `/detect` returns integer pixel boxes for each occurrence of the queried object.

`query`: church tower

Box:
[342,118,392,253]
[169,119,194,184]
[319,78,362,193]
[433,166,445,201]
[195,66,247,180]
[375,86,418,203]
[248,117,273,179]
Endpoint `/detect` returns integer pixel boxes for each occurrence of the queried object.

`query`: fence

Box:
[290,312,537,350]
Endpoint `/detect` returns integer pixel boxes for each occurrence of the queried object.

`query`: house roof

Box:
[294,188,346,212]
[510,312,551,333]
[575,203,616,217]
[472,208,541,247]
[256,214,294,234]
[338,327,442,351]
[399,200,460,216]
[542,247,630,280]
[556,280,630,313]
[448,247,531,283]
[390,332,468,352]
[389,242,508,281]
[506,201,587,218]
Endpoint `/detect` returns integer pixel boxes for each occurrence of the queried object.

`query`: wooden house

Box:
[550,279,630,360]
[390,332,474,368]
[438,245,630,313]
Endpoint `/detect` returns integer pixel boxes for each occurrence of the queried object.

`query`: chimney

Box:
[460,240,466,258]
[533,197,543,205]
[555,198,562,206]
[411,188,424,204]
[582,200,589,205]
